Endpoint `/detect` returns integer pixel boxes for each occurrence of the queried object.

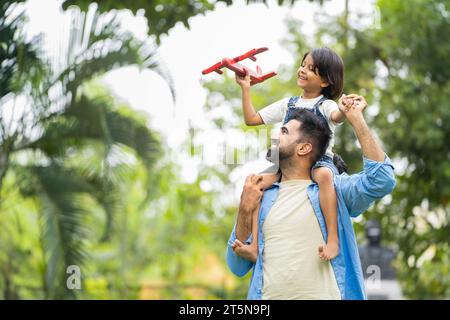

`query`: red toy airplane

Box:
[201,47,277,85]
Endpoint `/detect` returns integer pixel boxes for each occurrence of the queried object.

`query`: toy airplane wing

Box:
[201,47,268,75]
[201,47,277,85]
[201,60,225,75]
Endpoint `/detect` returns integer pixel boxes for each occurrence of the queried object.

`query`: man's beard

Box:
[266,144,295,164]
[265,145,278,164]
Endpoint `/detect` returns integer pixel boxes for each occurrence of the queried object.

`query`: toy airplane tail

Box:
[261,71,277,80]
[250,71,277,85]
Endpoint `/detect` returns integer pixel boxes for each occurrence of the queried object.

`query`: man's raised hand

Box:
[239,174,264,214]
[338,94,367,124]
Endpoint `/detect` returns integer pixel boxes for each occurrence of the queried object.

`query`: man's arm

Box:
[226,174,263,276]
[226,224,254,277]
[338,95,396,216]
[343,95,384,161]
[235,196,254,242]
[235,174,263,241]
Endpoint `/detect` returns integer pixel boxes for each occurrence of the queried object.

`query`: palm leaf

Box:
[31,164,93,299]
[2,2,168,299]
[23,92,162,168]
[45,6,174,112]
[23,89,162,242]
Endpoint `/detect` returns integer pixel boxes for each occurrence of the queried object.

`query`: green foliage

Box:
[0,4,165,299]
[62,0,224,43]
[370,0,450,299]
[0,171,44,299]
[61,0,320,42]
[0,0,45,98]
[33,165,92,298]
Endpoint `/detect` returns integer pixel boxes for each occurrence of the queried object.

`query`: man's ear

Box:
[296,142,313,156]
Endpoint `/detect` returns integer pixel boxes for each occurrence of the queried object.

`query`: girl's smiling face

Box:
[297,53,329,94]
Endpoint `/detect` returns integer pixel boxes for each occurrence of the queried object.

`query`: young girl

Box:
[235,47,347,262]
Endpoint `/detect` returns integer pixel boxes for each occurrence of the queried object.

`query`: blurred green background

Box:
[0,0,449,299]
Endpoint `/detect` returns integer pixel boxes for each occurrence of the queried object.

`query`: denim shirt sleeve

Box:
[226,223,254,277]
[340,154,396,217]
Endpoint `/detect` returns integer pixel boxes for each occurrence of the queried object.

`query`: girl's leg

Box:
[314,167,339,260]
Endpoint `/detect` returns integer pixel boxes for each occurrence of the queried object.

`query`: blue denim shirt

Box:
[226,155,396,300]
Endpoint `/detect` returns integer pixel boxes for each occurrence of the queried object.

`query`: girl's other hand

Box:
[338,94,351,113]
[338,93,359,112]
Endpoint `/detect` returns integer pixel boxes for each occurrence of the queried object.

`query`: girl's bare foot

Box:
[318,241,339,261]
[232,239,257,263]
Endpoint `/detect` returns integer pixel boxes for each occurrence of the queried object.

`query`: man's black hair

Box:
[287,108,332,164]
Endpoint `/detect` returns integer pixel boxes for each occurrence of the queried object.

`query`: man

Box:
[226,95,396,300]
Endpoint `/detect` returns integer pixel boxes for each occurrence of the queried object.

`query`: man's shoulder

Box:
[262,183,280,198]
[257,185,279,211]
[264,183,280,192]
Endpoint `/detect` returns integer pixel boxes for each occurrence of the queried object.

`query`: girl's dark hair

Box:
[333,153,348,174]
[301,47,344,101]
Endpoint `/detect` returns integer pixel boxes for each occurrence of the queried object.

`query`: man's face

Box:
[266,120,304,163]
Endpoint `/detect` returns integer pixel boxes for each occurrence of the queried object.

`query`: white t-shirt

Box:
[262,179,341,300]
[258,95,341,158]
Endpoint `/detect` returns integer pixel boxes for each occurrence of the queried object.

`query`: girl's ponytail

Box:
[333,153,348,174]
